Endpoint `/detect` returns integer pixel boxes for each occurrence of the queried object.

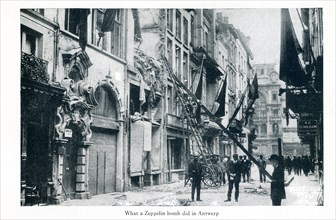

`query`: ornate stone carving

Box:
[55,96,94,142]
[55,52,97,141]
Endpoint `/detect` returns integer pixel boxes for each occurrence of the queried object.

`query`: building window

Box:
[233,46,237,63]
[190,14,195,45]
[171,139,183,169]
[222,55,225,68]
[32,9,44,15]
[176,10,181,39]
[110,10,122,57]
[167,38,173,65]
[272,108,278,117]
[204,24,209,52]
[183,52,188,86]
[91,9,107,50]
[261,124,267,135]
[21,27,42,57]
[65,9,81,36]
[167,86,173,114]
[167,86,179,116]
[175,46,181,76]
[22,33,37,56]
[183,17,188,45]
[167,9,173,32]
[255,125,259,136]
[272,92,277,102]
[260,69,264,75]
[260,110,267,118]
[93,86,117,119]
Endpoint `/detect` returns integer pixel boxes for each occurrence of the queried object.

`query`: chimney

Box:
[216,13,223,22]
[223,16,229,24]
[245,36,251,46]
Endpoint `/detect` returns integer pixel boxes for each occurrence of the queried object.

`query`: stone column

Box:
[115,120,124,192]
[75,141,92,200]
[52,138,68,204]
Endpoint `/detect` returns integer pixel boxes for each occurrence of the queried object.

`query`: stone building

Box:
[21,8,134,204]
[215,13,254,158]
[252,63,283,157]
[20,8,257,205]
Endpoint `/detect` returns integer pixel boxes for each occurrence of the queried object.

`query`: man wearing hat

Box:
[269,154,286,206]
[225,153,242,202]
[188,155,203,202]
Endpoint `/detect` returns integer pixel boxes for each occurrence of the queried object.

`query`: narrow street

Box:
[58,165,321,206]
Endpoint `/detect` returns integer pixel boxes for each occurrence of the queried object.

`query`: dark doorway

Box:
[61,126,79,200]
[25,122,49,203]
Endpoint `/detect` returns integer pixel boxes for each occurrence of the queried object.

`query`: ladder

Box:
[161,55,213,156]
[160,54,273,180]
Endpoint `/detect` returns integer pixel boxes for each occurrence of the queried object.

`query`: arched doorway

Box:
[89,83,120,195]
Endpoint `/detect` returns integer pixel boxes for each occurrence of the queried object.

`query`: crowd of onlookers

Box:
[188,153,292,205]
[189,153,317,187]
[283,155,316,176]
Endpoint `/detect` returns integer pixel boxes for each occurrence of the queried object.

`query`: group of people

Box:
[188,153,286,206]
[284,155,315,176]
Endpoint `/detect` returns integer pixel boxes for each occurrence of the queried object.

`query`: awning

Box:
[286,92,323,114]
[279,9,308,87]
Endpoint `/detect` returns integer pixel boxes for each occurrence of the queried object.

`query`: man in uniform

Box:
[188,155,203,202]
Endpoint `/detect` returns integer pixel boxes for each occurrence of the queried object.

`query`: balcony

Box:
[21,52,49,84]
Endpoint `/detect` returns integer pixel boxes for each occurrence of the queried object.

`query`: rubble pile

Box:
[244,185,269,195]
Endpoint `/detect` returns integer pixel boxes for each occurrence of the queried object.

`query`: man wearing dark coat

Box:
[242,155,252,183]
[188,156,203,201]
[258,155,267,182]
[269,154,286,206]
[225,153,242,202]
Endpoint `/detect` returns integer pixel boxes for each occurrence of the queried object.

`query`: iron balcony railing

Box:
[21,51,49,84]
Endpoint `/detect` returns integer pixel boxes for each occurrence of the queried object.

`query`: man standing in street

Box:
[269,154,286,206]
[188,155,203,202]
[225,153,242,202]
[258,155,267,183]
[242,155,252,183]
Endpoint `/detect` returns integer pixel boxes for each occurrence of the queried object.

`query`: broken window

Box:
[65,9,81,36]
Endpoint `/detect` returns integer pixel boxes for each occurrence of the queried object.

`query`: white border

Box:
[1,1,335,219]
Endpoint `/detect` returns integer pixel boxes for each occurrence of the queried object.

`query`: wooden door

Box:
[89,130,117,195]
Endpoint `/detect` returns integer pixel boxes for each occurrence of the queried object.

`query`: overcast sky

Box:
[217,8,303,69]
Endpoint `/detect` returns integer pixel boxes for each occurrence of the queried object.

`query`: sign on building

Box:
[297,120,317,136]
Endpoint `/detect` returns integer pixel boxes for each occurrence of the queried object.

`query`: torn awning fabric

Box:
[279,8,308,87]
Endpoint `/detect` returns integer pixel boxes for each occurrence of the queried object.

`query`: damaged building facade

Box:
[20,8,255,205]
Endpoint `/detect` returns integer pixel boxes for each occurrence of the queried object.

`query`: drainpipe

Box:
[52,9,60,82]
[123,9,129,191]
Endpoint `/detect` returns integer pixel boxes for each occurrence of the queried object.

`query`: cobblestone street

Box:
[58,165,320,206]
